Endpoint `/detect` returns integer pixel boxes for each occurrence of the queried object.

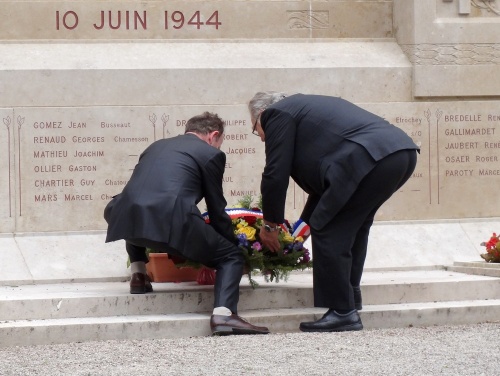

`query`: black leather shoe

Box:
[299,309,363,332]
[210,314,270,335]
[130,272,153,294]
[353,286,362,311]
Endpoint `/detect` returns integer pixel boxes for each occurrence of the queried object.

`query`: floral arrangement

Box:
[480,233,500,263]
[203,196,312,288]
[146,196,312,288]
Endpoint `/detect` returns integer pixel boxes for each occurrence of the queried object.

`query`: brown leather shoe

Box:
[210,314,270,335]
[130,272,153,294]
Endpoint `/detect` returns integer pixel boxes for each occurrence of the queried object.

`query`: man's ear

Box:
[210,131,220,144]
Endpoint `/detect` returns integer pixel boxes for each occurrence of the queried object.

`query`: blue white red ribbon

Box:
[202,208,263,221]
[291,218,311,238]
[203,208,310,240]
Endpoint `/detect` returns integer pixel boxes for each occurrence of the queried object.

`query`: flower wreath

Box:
[202,207,312,288]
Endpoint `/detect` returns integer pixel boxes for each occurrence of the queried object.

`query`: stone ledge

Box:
[2,218,498,285]
[2,300,500,347]
[0,41,412,106]
[414,65,500,97]
[447,265,500,278]
[0,232,127,285]
[0,41,409,70]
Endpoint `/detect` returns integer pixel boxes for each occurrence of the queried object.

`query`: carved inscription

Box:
[56,10,221,31]
[392,113,427,205]
[401,44,500,65]
[1,112,13,224]
[360,102,500,220]
[14,110,155,231]
[287,11,329,29]
[441,111,500,180]
[16,109,263,231]
[10,103,500,231]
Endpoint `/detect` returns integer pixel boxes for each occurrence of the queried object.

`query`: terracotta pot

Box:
[146,253,199,283]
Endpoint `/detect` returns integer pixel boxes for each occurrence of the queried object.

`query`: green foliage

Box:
[237,194,262,210]
[242,246,312,289]
[232,197,312,288]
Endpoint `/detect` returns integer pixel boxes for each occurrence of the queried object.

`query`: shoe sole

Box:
[212,326,270,336]
[299,322,363,333]
[129,287,153,294]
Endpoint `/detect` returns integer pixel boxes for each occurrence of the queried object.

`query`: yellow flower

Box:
[236,226,257,241]
[236,221,248,229]
[295,236,304,243]
[282,233,294,244]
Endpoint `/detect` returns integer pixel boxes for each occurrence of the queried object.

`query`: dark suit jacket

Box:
[104,134,235,261]
[259,94,419,230]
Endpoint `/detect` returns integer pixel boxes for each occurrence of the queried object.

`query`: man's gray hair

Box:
[248,91,287,121]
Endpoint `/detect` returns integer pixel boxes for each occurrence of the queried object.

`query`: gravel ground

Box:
[1,323,499,376]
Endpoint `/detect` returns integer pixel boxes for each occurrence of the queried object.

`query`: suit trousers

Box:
[310,149,417,310]
[126,236,244,314]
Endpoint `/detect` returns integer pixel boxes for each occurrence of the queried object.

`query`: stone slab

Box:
[1,95,499,282]
[0,0,392,41]
[448,266,500,278]
[454,261,500,269]
[2,269,499,321]
[394,0,500,97]
[1,267,500,347]
[3,218,495,284]
[2,301,500,347]
[0,235,32,282]
[0,313,212,347]
[0,41,412,107]
[394,0,500,45]
[360,300,500,329]
[365,221,486,269]
[414,65,500,97]
[1,100,499,235]
[3,232,127,284]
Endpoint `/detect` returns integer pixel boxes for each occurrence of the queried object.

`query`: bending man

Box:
[104,112,269,336]
[248,92,419,332]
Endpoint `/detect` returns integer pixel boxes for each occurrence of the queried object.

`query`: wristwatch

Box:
[264,224,278,233]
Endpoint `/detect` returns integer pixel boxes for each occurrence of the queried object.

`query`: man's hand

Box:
[259,226,281,252]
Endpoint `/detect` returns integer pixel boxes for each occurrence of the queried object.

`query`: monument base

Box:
[1,231,127,285]
[2,218,498,286]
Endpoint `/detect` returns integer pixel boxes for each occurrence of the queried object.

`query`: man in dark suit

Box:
[104,112,269,336]
[248,92,419,332]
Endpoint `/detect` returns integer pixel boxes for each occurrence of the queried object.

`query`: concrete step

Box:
[453,261,500,269]
[1,269,499,347]
[2,300,500,348]
[2,270,500,321]
[447,261,500,278]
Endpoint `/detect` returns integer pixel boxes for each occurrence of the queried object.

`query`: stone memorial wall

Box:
[3,106,267,232]
[0,0,499,282]
[2,101,500,235]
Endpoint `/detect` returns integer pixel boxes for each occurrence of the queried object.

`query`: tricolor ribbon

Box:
[202,209,310,239]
